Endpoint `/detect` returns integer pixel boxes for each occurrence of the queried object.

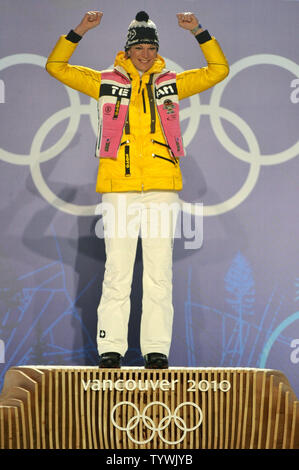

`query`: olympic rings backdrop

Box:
[0,0,298,395]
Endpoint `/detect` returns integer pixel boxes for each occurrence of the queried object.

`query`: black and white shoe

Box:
[144,353,169,369]
[99,352,122,368]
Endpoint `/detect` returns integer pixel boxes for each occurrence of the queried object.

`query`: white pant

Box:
[96,190,180,357]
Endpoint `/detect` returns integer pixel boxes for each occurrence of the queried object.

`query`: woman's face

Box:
[127,44,158,72]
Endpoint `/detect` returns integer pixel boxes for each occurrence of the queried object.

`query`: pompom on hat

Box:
[125,11,159,51]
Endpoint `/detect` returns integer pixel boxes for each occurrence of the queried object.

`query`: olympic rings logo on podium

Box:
[0,53,298,217]
[111,400,203,445]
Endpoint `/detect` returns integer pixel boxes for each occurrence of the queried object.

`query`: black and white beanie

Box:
[125,11,159,51]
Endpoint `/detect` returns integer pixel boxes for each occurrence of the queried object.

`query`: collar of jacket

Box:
[113,50,166,84]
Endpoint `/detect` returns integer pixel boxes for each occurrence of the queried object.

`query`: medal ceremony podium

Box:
[0,366,298,450]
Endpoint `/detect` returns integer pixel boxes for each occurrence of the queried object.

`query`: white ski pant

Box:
[96,190,180,357]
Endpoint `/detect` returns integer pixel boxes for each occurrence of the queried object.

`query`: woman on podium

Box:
[46,10,229,369]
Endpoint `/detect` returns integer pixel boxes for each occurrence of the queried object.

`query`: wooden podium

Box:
[0,366,298,449]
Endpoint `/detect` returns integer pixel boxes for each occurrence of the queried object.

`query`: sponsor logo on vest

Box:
[104,104,113,114]
[163,99,175,114]
[111,85,130,97]
[100,83,131,99]
[156,84,176,99]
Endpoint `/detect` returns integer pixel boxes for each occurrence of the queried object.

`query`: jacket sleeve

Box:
[45,32,101,100]
[176,33,229,100]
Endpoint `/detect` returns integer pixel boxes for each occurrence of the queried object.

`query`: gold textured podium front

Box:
[0,366,298,449]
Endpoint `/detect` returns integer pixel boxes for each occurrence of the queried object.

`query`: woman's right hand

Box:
[74,11,103,36]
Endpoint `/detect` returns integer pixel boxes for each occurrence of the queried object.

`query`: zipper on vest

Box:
[147,75,156,133]
[138,78,142,94]
[151,139,171,149]
[142,89,146,113]
[152,153,177,166]
[151,140,178,164]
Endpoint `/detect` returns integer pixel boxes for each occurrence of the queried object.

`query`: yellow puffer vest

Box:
[45,34,229,193]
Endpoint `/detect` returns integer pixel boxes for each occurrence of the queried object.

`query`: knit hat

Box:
[125,11,159,51]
